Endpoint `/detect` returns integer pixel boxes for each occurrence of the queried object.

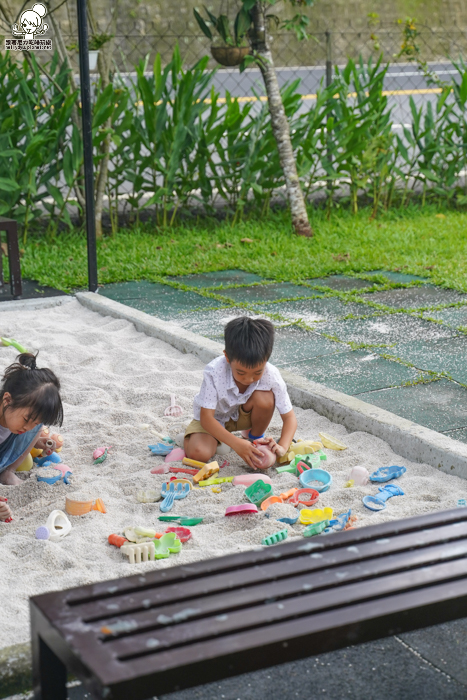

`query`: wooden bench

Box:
[30,507,467,700]
[0,217,22,299]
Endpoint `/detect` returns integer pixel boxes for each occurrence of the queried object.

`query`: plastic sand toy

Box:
[121,541,156,564]
[326,509,352,532]
[253,443,276,470]
[363,484,404,512]
[154,532,182,558]
[277,515,299,525]
[262,529,288,546]
[165,526,191,542]
[35,510,72,542]
[278,440,324,464]
[148,442,173,456]
[93,446,111,464]
[164,394,183,417]
[193,461,220,483]
[170,466,198,475]
[36,466,72,485]
[65,495,106,516]
[289,488,320,508]
[260,496,283,511]
[299,468,332,493]
[347,466,370,485]
[370,466,407,482]
[183,457,206,468]
[136,489,161,503]
[199,476,234,486]
[244,479,273,507]
[158,516,203,526]
[299,507,333,526]
[34,451,62,467]
[160,482,190,512]
[318,432,348,450]
[1,337,28,353]
[150,464,170,474]
[303,520,329,537]
[232,474,272,486]
[164,447,186,463]
[225,504,258,516]
[108,534,128,548]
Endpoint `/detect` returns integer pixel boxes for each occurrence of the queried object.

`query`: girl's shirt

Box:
[0,426,11,445]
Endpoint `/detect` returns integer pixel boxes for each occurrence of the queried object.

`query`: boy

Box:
[184,316,297,469]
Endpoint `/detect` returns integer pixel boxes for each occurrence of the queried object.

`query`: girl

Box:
[0,353,63,520]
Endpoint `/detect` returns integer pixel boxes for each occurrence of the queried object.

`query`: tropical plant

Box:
[193,5,251,46]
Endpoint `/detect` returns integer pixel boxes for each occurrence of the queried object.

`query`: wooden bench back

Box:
[31,508,467,699]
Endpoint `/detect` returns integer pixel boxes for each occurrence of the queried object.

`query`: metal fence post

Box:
[325,30,332,89]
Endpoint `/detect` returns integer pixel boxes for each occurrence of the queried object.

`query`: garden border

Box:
[76,291,467,480]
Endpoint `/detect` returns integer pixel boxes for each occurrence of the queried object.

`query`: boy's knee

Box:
[254,390,275,410]
[184,437,216,463]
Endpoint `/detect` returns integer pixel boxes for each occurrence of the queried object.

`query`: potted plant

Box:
[193,5,251,66]
[88,33,113,70]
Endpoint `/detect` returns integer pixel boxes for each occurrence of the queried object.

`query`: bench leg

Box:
[32,635,67,700]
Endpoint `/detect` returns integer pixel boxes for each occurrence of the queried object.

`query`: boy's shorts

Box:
[184,406,252,444]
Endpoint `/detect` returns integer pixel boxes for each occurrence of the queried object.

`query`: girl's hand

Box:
[235,439,264,470]
[0,498,12,522]
[257,436,287,458]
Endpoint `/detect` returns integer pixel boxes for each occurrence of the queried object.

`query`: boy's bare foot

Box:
[0,470,22,486]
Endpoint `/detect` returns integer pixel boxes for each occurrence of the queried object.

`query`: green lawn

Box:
[21,205,467,292]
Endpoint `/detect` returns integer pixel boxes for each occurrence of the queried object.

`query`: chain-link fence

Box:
[53,19,467,124]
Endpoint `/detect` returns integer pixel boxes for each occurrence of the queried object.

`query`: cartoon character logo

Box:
[12,3,48,42]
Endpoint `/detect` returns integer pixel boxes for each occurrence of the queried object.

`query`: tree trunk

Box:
[251,2,312,237]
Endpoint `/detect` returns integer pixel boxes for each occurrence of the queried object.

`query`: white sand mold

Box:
[0,298,467,650]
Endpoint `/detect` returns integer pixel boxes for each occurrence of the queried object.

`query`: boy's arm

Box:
[200,408,265,469]
[260,409,297,458]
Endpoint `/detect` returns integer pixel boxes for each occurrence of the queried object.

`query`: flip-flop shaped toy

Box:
[370,466,407,482]
[363,484,405,512]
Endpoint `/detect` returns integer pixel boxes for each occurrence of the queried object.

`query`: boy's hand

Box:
[235,439,265,470]
[0,498,12,522]
[257,436,287,459]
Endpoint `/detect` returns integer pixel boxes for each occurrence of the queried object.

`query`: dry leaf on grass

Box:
[241,237,253,243]
[332,252,350,262]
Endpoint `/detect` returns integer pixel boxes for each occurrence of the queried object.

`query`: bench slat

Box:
[77,521,467,623]
[64,508,467,605]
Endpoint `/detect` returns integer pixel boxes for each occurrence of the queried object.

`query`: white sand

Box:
[1,299,466,650]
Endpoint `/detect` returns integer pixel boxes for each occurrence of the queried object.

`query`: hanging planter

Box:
[210,46,250,67]
[194,6,252,67]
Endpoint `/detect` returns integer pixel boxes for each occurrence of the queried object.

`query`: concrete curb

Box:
[76,291,467,479]
[0,296,71,313]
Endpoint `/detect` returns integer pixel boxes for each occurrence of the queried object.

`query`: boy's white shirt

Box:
[193,355,293,426]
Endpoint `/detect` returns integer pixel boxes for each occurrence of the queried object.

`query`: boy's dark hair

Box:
[224,316,274,367]
[0,353,63,426]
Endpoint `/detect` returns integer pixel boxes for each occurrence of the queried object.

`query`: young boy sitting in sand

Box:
[0,353,63,521]
[184,316,297,469]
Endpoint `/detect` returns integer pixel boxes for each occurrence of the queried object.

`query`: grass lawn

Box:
[20,205,467,292]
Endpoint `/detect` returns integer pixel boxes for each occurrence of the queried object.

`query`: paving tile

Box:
[254,297,373,324]
[386,336,467,383]
[320,313,457,347]
[401,618,467,686]
[362,285,466,310]
[167,269,264,288]
[281,350,421,394]
[173,307,291,342]
[357,379,467,432]
[217,282,322,304]
[100,281,221,320]
[270,326,343,366]
[442,427,467,444]
[365,270,429,284]
[306,275,379,291]
[424,305,467,328]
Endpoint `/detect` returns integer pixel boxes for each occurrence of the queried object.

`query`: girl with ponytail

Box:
[0,353,63,518]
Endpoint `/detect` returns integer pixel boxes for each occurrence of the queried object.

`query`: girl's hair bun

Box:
[18,353,38,371]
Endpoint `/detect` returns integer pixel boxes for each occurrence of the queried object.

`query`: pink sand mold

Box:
[93,446,111,464]
[165,447,186,463]
[232,474,272,487]
[225,504,258,516]
[253,444,276,470]
[347,466,370,485]
[150,464,170,474]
